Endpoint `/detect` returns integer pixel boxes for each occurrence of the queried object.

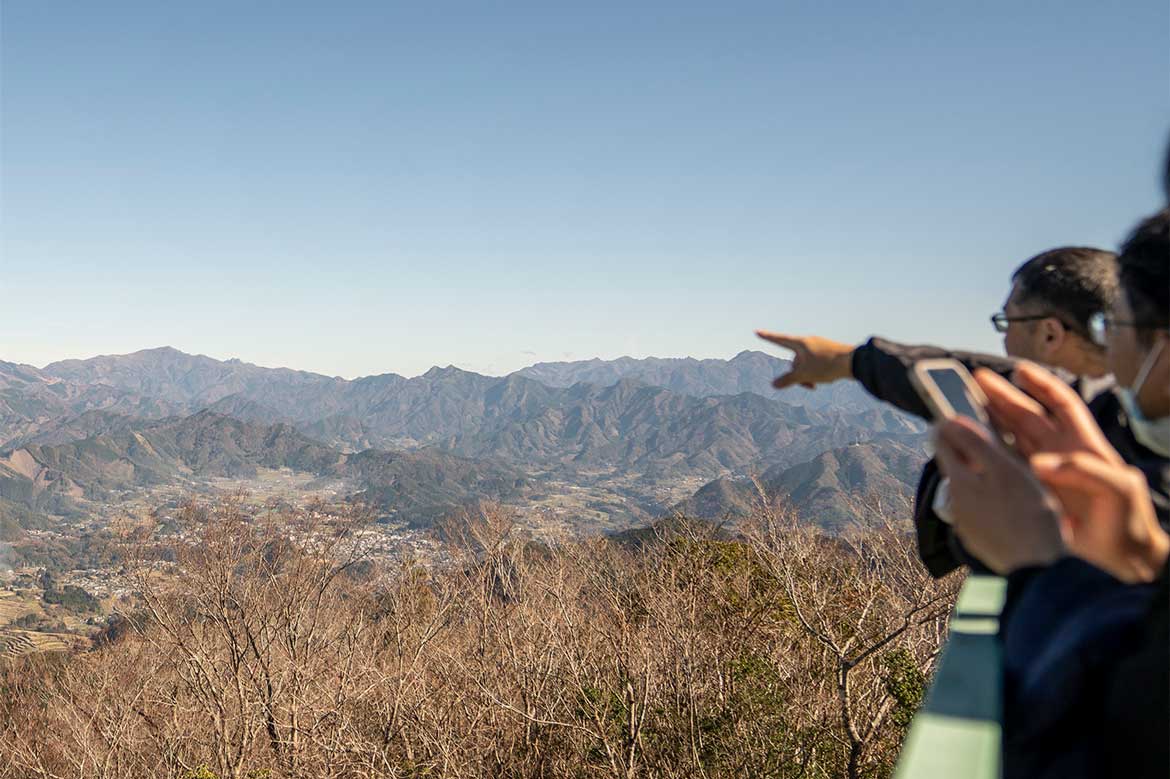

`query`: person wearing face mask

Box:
[932,362,1168,778]
[927,208,1170,779]
[1116,336,1170,455]
[1091,207,1170,462]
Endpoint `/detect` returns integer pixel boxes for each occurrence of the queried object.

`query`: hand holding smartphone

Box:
[909,359,990,425]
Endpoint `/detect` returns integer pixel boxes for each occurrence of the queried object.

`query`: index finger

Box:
[773,371,804,390]
[974,367,1057,443]
[755,330,806,352]
[1013,362,1123,465]
[1013,362,1093,426]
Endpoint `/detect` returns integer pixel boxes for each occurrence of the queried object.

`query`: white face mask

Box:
[1119,339,1170,458]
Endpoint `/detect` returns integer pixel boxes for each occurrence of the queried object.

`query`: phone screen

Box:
[926,368,984,421]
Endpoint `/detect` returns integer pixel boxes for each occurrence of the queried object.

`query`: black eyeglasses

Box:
[1088,312,1169,347]
[989,312,1064,334]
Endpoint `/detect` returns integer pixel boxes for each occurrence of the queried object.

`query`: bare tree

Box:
[745,494,960,779]
[1,495,957,779]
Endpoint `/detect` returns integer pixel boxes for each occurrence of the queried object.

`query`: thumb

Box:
[773,371,803,390]
[1034,449,1132,491]
[1031,452,1138,502]
[935,416,997,473]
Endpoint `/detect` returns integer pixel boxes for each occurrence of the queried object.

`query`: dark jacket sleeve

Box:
[912,459,962,578]
[1000,557,1169,778]
[849,336,1018,421]
[851,337,1017,576]
[913,460,996,578]
[1102,561,1169,778]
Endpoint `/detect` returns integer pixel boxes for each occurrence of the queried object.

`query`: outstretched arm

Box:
[851,337,1017,420]
[756,330,1018,420]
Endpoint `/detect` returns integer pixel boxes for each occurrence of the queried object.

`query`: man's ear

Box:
[1036,317,1066,360]
[1041,317,1065,346]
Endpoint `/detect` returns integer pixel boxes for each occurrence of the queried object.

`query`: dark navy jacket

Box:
[999,559,1167,779]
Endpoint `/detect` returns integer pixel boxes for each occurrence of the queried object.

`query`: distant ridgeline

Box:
[0,347,926,536]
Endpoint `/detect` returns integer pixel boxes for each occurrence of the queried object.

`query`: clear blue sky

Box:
[2,1,1167,379]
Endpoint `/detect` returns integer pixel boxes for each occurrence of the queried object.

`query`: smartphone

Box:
[908,359,990,425]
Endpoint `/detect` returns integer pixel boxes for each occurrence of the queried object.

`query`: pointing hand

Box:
[755,331,856,390]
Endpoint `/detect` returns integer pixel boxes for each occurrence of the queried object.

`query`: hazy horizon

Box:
[11,342,789,382]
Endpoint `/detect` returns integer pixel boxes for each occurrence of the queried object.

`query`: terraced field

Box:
[0,590,82,658]
[0,629,70,658]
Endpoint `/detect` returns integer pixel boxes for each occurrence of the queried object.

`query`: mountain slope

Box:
[0,412,524,525]
[675,439,927,530]
[0,360,181,450]
[452,379,922,479]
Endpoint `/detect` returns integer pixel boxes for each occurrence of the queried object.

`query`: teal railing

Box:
[894,575,1007,779]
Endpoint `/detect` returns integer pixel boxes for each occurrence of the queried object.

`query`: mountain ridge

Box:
[12,347,919,466]
[4,346,927,536]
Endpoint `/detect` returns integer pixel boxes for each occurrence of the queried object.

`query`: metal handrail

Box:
[894,575,1007,779]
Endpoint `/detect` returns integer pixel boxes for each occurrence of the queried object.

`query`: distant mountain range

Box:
[514,351,882,412]
[1,347,927,534]
[5,348,904,449]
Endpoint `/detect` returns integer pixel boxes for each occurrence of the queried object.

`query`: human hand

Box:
[755,331,855,389]
[933,416,1065,575]
[974,362,1122,465]
[1031,452,1169,583]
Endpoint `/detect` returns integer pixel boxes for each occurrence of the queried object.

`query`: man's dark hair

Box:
[1118,208,1170,344]
[1011,247,1119,338]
